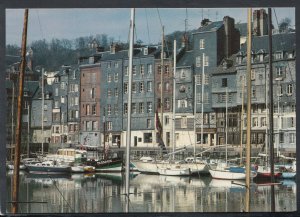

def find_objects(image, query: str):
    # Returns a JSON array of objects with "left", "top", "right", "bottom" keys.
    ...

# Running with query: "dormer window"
[
  {"left": 275, "top": 51, "right": 283, "bottom": 60},
  {"left": 24, "top": 91, "right": 28, "bottom": 97},
  {"left": 288, "top": 52, "right": 294, "bottom": 59},
  {"left": 54, "top": 77, "right": 59, "bottom": 83}
]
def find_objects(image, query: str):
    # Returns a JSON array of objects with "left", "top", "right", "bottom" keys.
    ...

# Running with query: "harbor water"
[{"left": 6, "top": 171, "right": 296, "bottom": 213}]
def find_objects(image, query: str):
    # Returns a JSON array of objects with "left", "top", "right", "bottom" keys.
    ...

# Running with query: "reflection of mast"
[{"left": 12, "top": 8, "right": 29, "bottom": 214}]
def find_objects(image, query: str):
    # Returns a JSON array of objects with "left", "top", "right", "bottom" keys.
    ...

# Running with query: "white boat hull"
[
  {"left": 158, "top": 167, "right": 191, "bottom": 176},
  {"left": 131, "top": 161, "right": 160, "bottom": 174},
  {"left": 209, "top": 169, "right": 246, "bottom": 180},
  {"left": 185, "top": 163, "right": 209, "bottom": 174}
]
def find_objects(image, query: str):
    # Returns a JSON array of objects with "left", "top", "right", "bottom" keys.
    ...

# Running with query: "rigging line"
[
  {"left": 145, "top": 9, "right": 151, "bottom": 45},
  {"left": 36, "top": 10, "right": 45, "bottom": 41},
  {"left": 156, "top": 8, "right": 163, "bottom": 29},
  {"left": 272, "top": 8, "right": 295, "bottom": 84}
]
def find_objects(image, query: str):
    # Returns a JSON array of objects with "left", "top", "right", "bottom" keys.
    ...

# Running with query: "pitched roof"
[
  {"left": 241, "top": 32, "right": 295, "bottom": 53},
  {"left": 177, "top": 50, "right": 194, "bottom": 67},
  {"left": 194, "top": 21, "right": 223, "bottom": 33}
]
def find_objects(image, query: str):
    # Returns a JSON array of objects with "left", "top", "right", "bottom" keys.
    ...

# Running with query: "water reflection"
[{"left": 6, "top": 172, "right": 296, "bottom": 213}]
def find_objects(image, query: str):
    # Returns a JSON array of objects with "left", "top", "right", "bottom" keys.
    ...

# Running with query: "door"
[{"left": 134, "top": 136, "right": 137, "bottom": 147}]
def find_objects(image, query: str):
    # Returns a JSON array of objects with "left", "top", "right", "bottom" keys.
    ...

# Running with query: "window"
[
  {"left": 132, "top": 103, "right": 137, "bottom": 113},
  {"left": 114, "top": 73, "right": 118, "bottom": 82},
  {"left": 147, "top": 119, "right": 151, "bottom": 128},
  {"left": 74, "top": 97, "right": 79, "bottom": 106},
  {"left": 107, "top": 62, "right": 111, "bottom": 68},
  {"left": 165, "top": 65, "right": 170, "bottom": 75},
  {"left": 107, "top": 121, "right": 112, "bottom": 130},
  {"left": 157, "top": 65, "right": 161, "bottom": 74},
  {"left": 61, "top": 82, "right": 65, "bottom": 89},
  {"left": 24, "top": 100, "right": 28, "bottom": 109},
  {"left": 289, "top": 133, "right": 295, "bottom": 143},
  {"left": 115, "top": 88, "right": 118, "bottom": 97},
  {"left": 203, "top": 113, "right": 209, "bottom": 124},
  {"left": 178, "top": 99, "right": 187, "bottom": 108},
  {"left": 252, "top": 86, "right": 256, "bottom": 98},
  {"left": 107, "top": 73, "right": 112, "bottom": 82},
  {"left": 125, "top": 66, "right": 129, "bottom": 76},
  {"left": 92, "top": 121, "right": 98, "bottom": 130},
  {"left": 165, "top": 82, "right": 170, "bottom": 91},
  {"left": 180, "top": 69, "right": 186, "bottom": 79},
  {"left": 124, "top": 103, "right": 128, "bottom": 114},
  {"left": 92, "top": 105, "right": 96, "bottom": 115},
  {"left": 147, "top": 102, "right": 152, "bottom": 113},
  {"left": 279, "top": 132, "right": 284, "bottom": 143},
  {"left": 140, "top": 82, "right": 144, "bottom": 92},
  {"left": 278, "top": 85, "right": 283, "bottom": 96},
  {"left": 86, "top": 104, "right": 90, "bottom": 115},
  {"left": 132, "top": 82, "right": 137, "bottom": 93},
  {"left": 75, "top": 84, "right": 78, "bottom": 92},
  {"left": 165, "top": 98, "right": 170, "bottom": 110},
  {"left": 275, "top": 52, "right": 283, "bottom": 60},
  {"left": 91, "top": 88, "right": 95, "bottom": 99},
  {"left": 140, "top": 65, "right": 144, "bottom": 75},
  {"left": 276, "top": 66, "right": 284, "bottom": 77},
  {"left": 44, "top": 104, "right": 47, "bottom": 110},
  {"left": 287, "top": 84, "right": 293, "bottom": 95},
  {"left": 133, "top": 65, "right": 137, "bottom": 75},
  {"left": 147, "top": 81, "right": 152, "bottom": 92},
  {"left": 107, "top": 89, "right": 112, "bottom": 97},
  {"left": 204, "top": 56, "right": 209, "bottom": 66},
  {"left": 157, "top": 83, "right": 161, "bottom": 92},
  {"left": 199, "top": 39, "right": 205, "bottom": 49},
  {"left": 196, "top": 56, "right": 201, "bottom": 67},
  {"left": 261, "top": 117, "right": 266, "bottom": 127},
  {"left": 54, "top": 77, "right": 59, "bottom": 83},
  {"left": 165, "top": 115, "right": 170, "bottom": 125},
  {"left": 107, "top": 104, "right": 111, "bottom": 115},
  {"left": 114, "top": 62, "right": 119, "bottom": 68},
  {"left": 252, "top": 117, "right": 258, "bottom": 127},
  {"left": 147, "top": 64, "right": 152, "bottom": 74},
  {"left": 204, "top": 73, "right": 209, "bottom": 84},
  {"left": 251, "top": 69, "right": 255, "bottom": 80},
  {"left": 61, "top": 96, "right": 65, "bottom": 103},
  {"left": 181, "top": 116, "right": 187, "bottom": 128},
  {"left": 196, "top": 74, "right": 201, "bottom": 85},
  {"left": 124, "top": 82, "right": 128, "bottom": 94},
  {"left": 55, "top": 88, "right": 58, "bottom": 96},
  {"left": 139, "top": 103, "right": 144, "bottom": 113},
  {"left": 54, "top": 100, "right": 59, "bottom": 108},
  {"left": 144, "top": 133, "right": 152, "bottom": 143},
  {"left": 291, "top": 104, "right": 296, "bottom": 112},
  {"left": 114, "top": 104, "right": 118, "bottom": 115},
  {"left": 222, "top": 78, "right": 227, "bottom": 87}
]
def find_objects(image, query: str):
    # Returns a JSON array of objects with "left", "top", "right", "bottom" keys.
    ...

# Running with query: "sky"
[{"left": 6, "top": 8, "right": 295, "bottom": 46}]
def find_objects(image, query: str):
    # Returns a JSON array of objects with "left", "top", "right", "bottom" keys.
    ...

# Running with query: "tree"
[{"left": 279, "top": 17, "right": 291, "bottom": 33}]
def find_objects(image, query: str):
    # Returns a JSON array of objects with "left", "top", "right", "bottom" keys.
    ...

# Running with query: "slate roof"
[
  {"left": 212, "top": 54, "right": 237, "bottom": 75},
  {"left": 194, "top": 21, "right": 223, "bottom": 33},
  {"left": 241, "top": 32, "right": 295, "bottom": 53},
  {"left": 177, "top": 50, "right": 194, "bottom": 68},
  {"left": 235, "top": 23, "right": 247, "bottom": 37}
]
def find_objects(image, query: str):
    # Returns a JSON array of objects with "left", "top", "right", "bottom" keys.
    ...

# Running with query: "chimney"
[
  {"left": 110, "top": 43, "right": 121, "bottom": 54},
  {"left": 223, "top": 16, "right": 235, "bottom": 58},
  {"left": 253, "top": 9, "right": 268, "bottom": 36}
]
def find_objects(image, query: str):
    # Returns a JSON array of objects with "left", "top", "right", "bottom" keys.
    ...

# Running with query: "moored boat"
[
  {"left": 158, "top": 166, "right": 191, "bottom": 176},
  {"left": 25, "top": 160, "right": 71, "bottom": 174},
  {"left": 87, "top": 157, "right": 123, "bottom": 172}
]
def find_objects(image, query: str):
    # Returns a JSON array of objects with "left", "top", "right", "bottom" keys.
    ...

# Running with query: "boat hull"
[
  {"left": 209, "top": 169, "right": 257, "bottom": 180},
  {"left": 89, "top": 158, "right": 123, "bottom": 172},
  {"left": 26, "top": 165, "right": 71, "bottom": 174},
  {"left": 158, "top": 168, "right": 191, "bottom": 176},
  {"left": 131, "top": 161, "right": 159, "bottom": 174}
]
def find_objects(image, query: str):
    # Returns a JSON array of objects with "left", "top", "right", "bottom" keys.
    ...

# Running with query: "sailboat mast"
[
  {"left": 201, "top": 53, "right": 205, "bottom": 154},
  {"left": 245, "top": 8, "right": 252, "bottom": 212},
  {"left": 268, "top": 7, "right": 275, "bottom": 212},
  {"left": 265, "top": 65, "right": 268, "bottom": 167},
  {"left": 240, "top": 77, "right": 244, "bottom": 165},
  {"left": 125, "top": 8, "right": 135, "bottom": 213},
  {"left": 172, "top": 40, "right": 176, "bottom": 160},
  {"left": 12, "top": 8, "right": 29, "bottom": 214},
  {"left": 160, "top": 26, "right": 164, "bottom": 147},
  {"left": 11, "top": 82, "right": 15, "bottom": 161},
  {"left": 41, "top": 68, "right": 44, "bottom": 155},
  {"left": 225, "top": 87, "right": 228, "bottom": 164}
]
